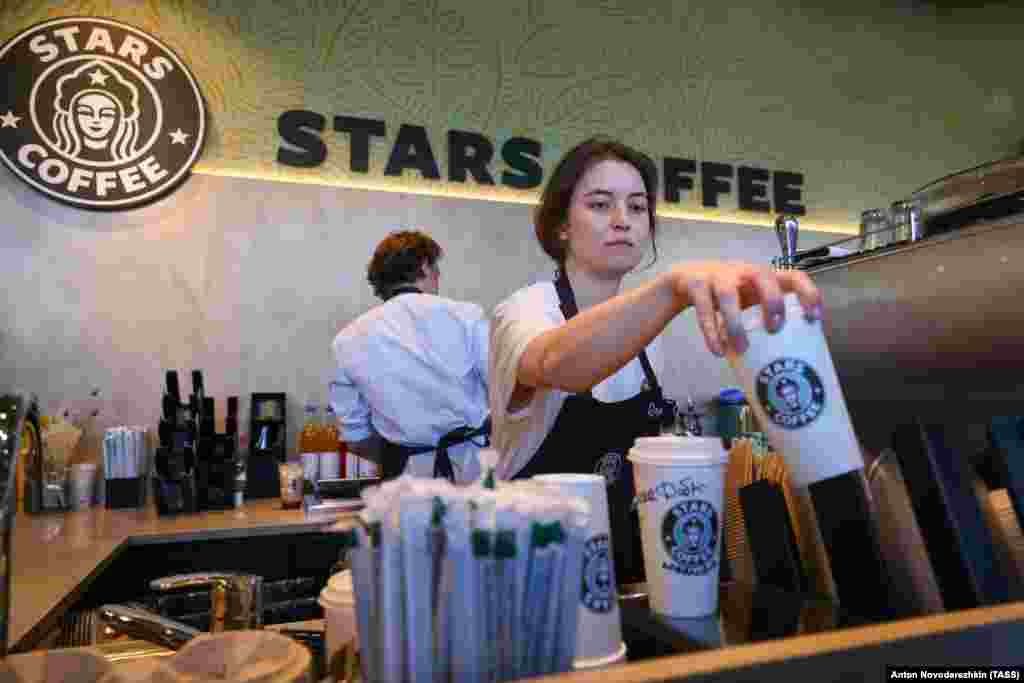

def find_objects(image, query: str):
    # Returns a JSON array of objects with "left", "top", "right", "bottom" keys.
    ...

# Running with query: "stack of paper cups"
[
  {"left": 319, "top": 569, "right": 358, "bottom": 679},
  {"left": 628, "top": 436, "right": 728, "bottom": 618},
  {"left": 533, "top": 473, "right": 627, "bottom": 670},
  {"left": 725, "top": 292, "right": 863, "bottom": 487}
]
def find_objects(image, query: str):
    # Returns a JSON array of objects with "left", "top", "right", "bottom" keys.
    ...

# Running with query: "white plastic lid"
[
  {"left": 737, "top": 292, "right": 807, "bottom": 333},
  {"left": 533, "top": 473, "right": 605, "bottom": 486},
  {"left": 627, "top": 436, "right": 728, "bottom": 466},
  {"left": 319, "top": 570, "right": 355, "bottom": 608}
]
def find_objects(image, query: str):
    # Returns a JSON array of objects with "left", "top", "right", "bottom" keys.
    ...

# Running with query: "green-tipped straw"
[{"left": 494, "top": 529, "right": 516, "bottom": 559}]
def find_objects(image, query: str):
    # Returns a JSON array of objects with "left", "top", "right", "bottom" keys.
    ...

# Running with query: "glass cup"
[
  {"left": 278, "top": 462, "right": 304, "bottom": 509},
  {"left": 859, "top": 208, "right": 891, "bottom": 252}
]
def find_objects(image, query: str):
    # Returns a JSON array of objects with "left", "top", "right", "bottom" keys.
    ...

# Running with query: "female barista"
[{"left": 489, "top": 137, "right": 822, "bottom": 583}]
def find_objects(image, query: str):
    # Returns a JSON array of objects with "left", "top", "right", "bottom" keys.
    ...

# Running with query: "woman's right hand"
[{"left": 666, "top": 261, "right": 824, "bottom": 357}]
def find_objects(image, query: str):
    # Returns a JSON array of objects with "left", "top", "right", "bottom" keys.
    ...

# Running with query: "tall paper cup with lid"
[
  {"left": 532, "top": 473, "right": 627, "bottom": 670},
  {"left": 319, "top": 569, "right": 359, "bottom": 680},
  {"left": 628, "top": 436, "right": 728, "bottom": 618},
  {"left": 725, "top": 292, "right": 863, "bottom": 488}
]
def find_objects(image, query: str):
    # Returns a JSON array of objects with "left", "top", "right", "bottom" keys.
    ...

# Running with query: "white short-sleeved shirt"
[
  {"left": 489, "top": 282, "right": 664, "bottom": 480},
  {"left": 330, "top": 293, "right": 490, "bottom": 483}
]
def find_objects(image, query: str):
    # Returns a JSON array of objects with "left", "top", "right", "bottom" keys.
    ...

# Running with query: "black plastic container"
[{"left": 105, "top": 477, "right": 146, "bottom": 509}]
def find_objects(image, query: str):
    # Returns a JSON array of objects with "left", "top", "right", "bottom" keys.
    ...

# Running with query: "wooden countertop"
[
  {"left": 8, "top": 499, "right": 349, "bottom": 653},
  {"left": 11, "top": 499, "right": 1024, "bottom": 679}
]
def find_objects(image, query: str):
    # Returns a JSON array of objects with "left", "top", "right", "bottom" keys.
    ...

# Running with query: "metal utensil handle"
[
  {"left": 98, "top": 604, "right": 200, "bottom": 650},
  {"left": 150, "top": 572, "right": 238, "bottom": 591}
]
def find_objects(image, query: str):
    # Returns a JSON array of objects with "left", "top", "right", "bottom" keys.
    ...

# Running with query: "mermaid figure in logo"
[{"left": 52, "top": 60, "right": 140, "bottom": 163}]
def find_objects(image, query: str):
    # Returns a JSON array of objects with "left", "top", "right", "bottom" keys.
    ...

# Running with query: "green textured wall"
[{"left": 2, "top": 0, "right": 1022, "bottom": 233}]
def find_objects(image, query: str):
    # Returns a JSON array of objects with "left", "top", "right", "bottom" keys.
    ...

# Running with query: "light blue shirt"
[{"left": 330, "top": 293, "right": 490, "bottom": 481}]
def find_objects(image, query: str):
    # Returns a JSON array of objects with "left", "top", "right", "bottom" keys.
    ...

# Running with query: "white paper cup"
[
  {"left": 629, "top": 436, "right": 728, "bottom": 618},
  {"left": 69, "top": 463, "right": 98, "bottom": 510},
  {"left": 532, "top": 473, "right": 626, "bottom": 666},
  {"left": 300, "top": 452, "right": 320, "bottom": 483},
  {"left": 726, "top": 293, "right": 863, "bottom": 487},
  {"left": 319, "top": 451, "right": 341, "bottom": 480},
  {"left": 319, "top": 570, "right": 358, "bottom": 680}
]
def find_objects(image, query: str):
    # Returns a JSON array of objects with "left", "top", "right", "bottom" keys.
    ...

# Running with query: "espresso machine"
[{"left": 1, "top": 391, "right": 31, "bottom": 656}]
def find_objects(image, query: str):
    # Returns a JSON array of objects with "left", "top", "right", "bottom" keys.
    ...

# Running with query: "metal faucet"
[
  {"left": 98, "top": 572, "right": 263, "bottom": 651},
  {"left": 151, "top": 572, "right": 264, "bottom": 632},
  {"left": 774, "top": 214, "right": 800, "bottom": 269}
]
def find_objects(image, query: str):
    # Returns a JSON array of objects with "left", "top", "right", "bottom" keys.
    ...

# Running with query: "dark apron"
[
  {"left": 377, "top": 283, "right": 492, "bottom": 483},
  {"left": 379, "top": 419, "right": 491, "bottom": 482},
  {"left": 513, "top": 270, "right": 668, "bottom": 584}
]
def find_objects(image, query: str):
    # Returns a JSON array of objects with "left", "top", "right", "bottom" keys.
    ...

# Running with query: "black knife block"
[
  {"left": 152, "top": 447, "right": 197, "bottom": 515},
  {"left": 892, "top": 421, "right": 1011, "bottom": 609},
  {"left": 153, "top": 473, "right": 197, "bottom": 516}
]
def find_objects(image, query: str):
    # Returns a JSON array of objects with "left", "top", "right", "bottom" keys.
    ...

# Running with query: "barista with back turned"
[{"left": 329, "top": 230, "right": 491, "bottom": 484}]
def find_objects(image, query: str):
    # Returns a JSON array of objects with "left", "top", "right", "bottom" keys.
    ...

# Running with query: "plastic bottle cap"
[{"left": 717, "top": 388, "right": 746, "bottom": 405}]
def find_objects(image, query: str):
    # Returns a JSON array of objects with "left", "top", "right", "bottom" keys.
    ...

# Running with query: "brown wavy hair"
[
  {"left": 367, "top": 230, "right": 443, "bottom": 299},
  {"left": 535, "top": 136, "right": 659, "bottom": 267}
]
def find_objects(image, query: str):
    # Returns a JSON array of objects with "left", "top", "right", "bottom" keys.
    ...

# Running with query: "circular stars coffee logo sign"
[
  {"left": 0, "top": 17, "right": 206, "bottom": 210},
  {"left": 755, "top": 357, "right": 826, "bottom": 430}
]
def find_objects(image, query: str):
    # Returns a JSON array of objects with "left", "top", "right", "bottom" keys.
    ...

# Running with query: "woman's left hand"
[{"left": 667, "top": 261, "right": 824, "bottom": 357}]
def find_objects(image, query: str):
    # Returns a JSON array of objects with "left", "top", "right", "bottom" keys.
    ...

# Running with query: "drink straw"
[
  {"left": 493, "top": 520, "right": 516, "bottom": 681},
  {"left": 401, "top": 490, "right": 435, "bottom": 683},
  {"left": 350, "top": 522, "right": 377, "bottom": 683},
  {"left": 430, "top": 496, "right": 450, "bottom": 683},
  {"left": 556, "top": 519, "right": 585, "bottom": 673},
  {"left": 539, "top": 522, "right": 566, "bottom": 674},
  {"left": 522, "top": 522, "right": 553, "bottom": 678},
  {"left": 446, "top": 496, "right": 480, "bottom": 683},
  {"left": 378, "top": 496, "right": 407, "bottom": 683},
  {"left": 509, "top": 498, "right": 535, "bottom": 680}
]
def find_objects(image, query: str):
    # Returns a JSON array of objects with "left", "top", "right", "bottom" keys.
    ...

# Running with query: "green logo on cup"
[
  {"left": 661, "top": 500, "right": 718, "bottom": 576},
  {"left": 756, "top": 358, "right": 825, "bottom": 430}
]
